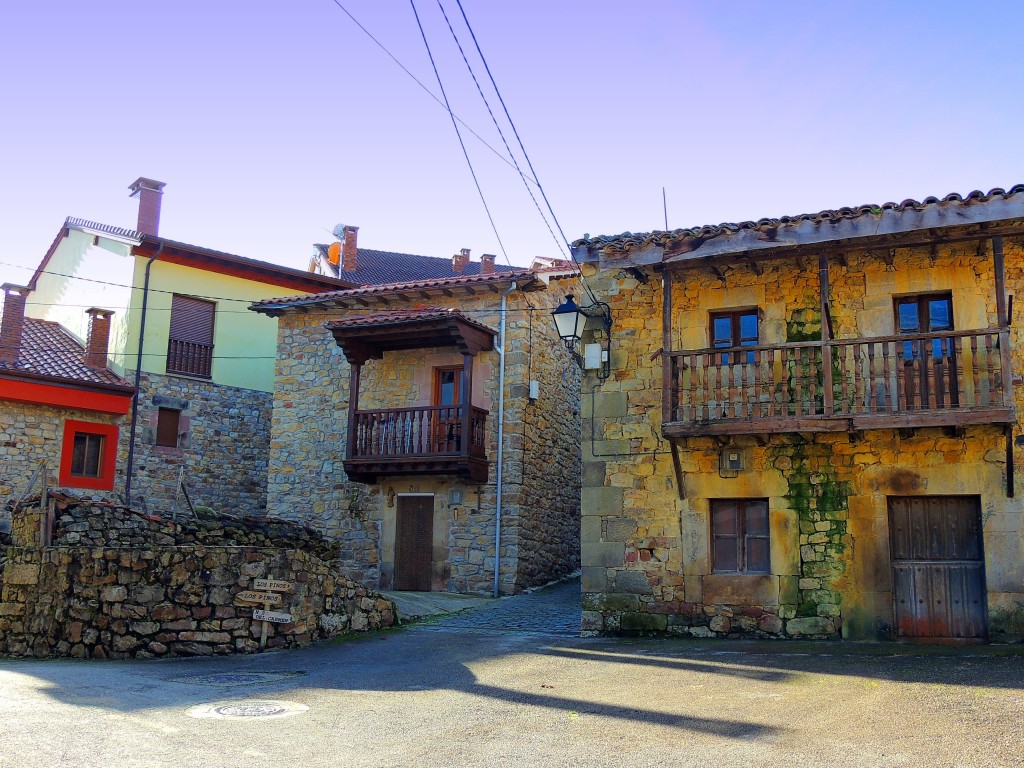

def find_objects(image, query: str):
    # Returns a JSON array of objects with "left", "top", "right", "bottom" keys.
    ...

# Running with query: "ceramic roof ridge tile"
[
  {"left": 325, "top": 306, "right": 497, "bottom": 336},
  {"left": 253, "top": 268, "right": 538, "bottom": 310},
  {"left": 0, "top": 317, "right": 132, "bottom": 390},
  {"left": 574, "top": 184, "right": 1024, "bottom": 254}
]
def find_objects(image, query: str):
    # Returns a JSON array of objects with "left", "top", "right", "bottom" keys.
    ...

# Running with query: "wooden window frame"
[
  {"left": 59, "top": 420, "right": 119, "bottom": 491},
  {"left": 432, "top": 366, "right": 463, "bottom": 407},
  {"left": 155, "top": 407, "right": 181, "bottom": 448},
  {"left": 166, "top": 294, "right": 216, "bottom": 378},
  {"left": 711, "top": 498, "right": 770, "bottom": 574},
  {"left": 710, "top": 308, "right": 761, "bottom": 364}
]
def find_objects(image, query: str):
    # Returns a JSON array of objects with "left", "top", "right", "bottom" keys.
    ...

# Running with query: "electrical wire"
[
  {"left": 325, "top": 0, "right": 533, "bottom": 181},
  {"left": 435, "top": 0, "right": 563, "bottom": 263},
  {"left": 452, "top": 0, "right": 599, "bottom": 306},
  {"left": 409, "top": 0, "right": 514, "bottom": 274}
]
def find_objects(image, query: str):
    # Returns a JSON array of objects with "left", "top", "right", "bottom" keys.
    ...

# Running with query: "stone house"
[
  {"left": 571, "top": 185, "right": 1024, "bottom": 642},
  {"left": 0, "top": 284, "right": 134, "bottom": 515},
  {"left": 252, "top": 263, "right": 582, "bottom": 595},
  {"left": 21, "top": 179, "right": 354, "bottom": 515}
]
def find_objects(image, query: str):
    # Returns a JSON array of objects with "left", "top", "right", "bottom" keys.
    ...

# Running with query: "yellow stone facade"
[{"left": 581, "top": 234, "right": 1024, "bottom": 640}]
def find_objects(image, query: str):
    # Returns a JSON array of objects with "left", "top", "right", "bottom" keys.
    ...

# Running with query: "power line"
[
  {"left": 409, "top": 0, "right": 515, "bottom": 275},
  {"left": 435, "top": 0, "right": 564, "bottom": 262},
  {"left": 325, "top": 0, "right": 534, "bottom": 182},
  {"left": 452, "top": 0, "right": 598, "bottom": 305}
]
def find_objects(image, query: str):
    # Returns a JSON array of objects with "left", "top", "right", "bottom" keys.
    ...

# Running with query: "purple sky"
[{"left": 3, "top": 1, "right": 1023, "bottom": 281}]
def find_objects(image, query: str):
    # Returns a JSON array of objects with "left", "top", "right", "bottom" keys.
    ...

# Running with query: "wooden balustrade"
[
  {"left": 665, "top": 329, "right": 1013, "bottom": 435},
  {"left": 166, "top": 338, "right": 214, "bottom": 378},
  {"left": 350, "top": 405, "right": 488, "bottom": 460}
]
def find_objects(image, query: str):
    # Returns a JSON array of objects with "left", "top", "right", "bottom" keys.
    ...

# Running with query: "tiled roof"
[
  {"left": 313, "top": 244, "right": 518, "bottom": 284},
  {"left": 0, "top": 318, "right": 132, "bottom": 391},
  {"left": 573, "top": 185, "right": 1024, "bottom": 255},
  {"left": 252, "top": 269, "right": 539, "bottom": 312},
  {"left": 325, "top": 307, "right": 497, "bottom": 337}
]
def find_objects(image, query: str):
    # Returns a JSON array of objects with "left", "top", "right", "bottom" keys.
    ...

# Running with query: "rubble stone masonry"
[
  {"left": 265, "top": 285, "right": 581, "bottom": 594},
  {"left": 581, "top": 236, "right": 1024, "bottom": 641}
]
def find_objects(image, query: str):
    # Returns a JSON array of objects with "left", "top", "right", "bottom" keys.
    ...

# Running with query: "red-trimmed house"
[{"left": 0, "top": 284, "right": 133, "bottom": 523}]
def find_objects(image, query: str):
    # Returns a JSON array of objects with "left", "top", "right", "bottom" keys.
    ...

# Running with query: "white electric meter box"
[
  {"left": 529, "top": 380, "right": 540, "bottom": 400},
  {"left": 584, "top": 343, "right": 603, "bottom": 370}
]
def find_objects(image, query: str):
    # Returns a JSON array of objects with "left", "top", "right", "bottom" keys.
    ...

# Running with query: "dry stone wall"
[{"left": 0, "top": 495, "right": 395, "bottom": 659}]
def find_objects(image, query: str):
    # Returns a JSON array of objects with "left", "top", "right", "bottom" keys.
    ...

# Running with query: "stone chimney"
[
  {"left": 342, "top": 225, "right": 359, "bottom": 271},
  {"left": 0, "top": 284, "right": 29, "bottom": 364},
  {"left": 84, "top": 308, "right": 115, "bottom": 369},
  {"left": 453, "top": 248, "right": 471, "bottom": 274},
  {"left": 128, "top": 177, "right": 167, "bottom": 236},
  {"left": 481, "top": 254, "right": 496, "bottom": 275}
]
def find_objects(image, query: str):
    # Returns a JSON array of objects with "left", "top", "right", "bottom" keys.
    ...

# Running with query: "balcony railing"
[
  {"left": 350, "top": 405, "right": 487, "bottom": 460},
  {"left": 166, "top": 338, "right": 213, "bottom": 378},
  {"left": 665, "top": 329, "right": 1014, "bottom": 435}
]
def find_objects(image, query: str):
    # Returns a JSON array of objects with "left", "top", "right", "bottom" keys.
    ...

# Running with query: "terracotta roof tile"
[
  {"left": 0, "top": 318, "right": 132, "bottom": 390},
  {"left": 574, "top": 184, "right": 1024, "bottom": 255},
  {"left": 325, "top": 307, "right": 497, "bottom": 336},
  {"left": 252, "top": 269, "right": 539, "bottom": 312}
]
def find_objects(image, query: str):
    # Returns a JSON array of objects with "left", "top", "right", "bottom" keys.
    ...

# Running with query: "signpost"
[{"left": 241, "top": 578, "right": 295, "bottom": 650}]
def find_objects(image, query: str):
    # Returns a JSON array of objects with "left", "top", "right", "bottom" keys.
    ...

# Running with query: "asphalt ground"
[{"left": 1, "top": 579, "right": 1022, "bottom": 768}]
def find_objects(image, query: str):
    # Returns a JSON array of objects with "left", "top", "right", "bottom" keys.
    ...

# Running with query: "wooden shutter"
[
  {"left": 169, "top": 295, "right": 215, "bottom": 344},
  {"left": 156, "top": 408, "right": 180, "bottom": 447}
]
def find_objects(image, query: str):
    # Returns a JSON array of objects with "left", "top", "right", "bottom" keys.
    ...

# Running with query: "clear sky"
[{"left": 2, "top": 1, "right": 1023, "bottom": 283}]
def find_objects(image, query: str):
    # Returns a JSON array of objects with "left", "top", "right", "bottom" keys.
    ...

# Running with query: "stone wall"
[
  {"left": 0, "top": 495, "right": 395, "bottom": 659},
  {"left": 123, "top": 372, "right": 272, "bottom": 517},
  {"left": 0, "top": 401, "right": 124, "bottom": 526},
  {"left": 580, "top": 235, "right": 1024, "bottom": 640},
  {"left": 265, "top": 282, "right": 581, "bottom": 595}
]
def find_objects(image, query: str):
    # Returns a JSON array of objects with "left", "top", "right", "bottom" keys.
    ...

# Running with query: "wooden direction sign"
[
  {"left": 253, "top": 609, "right": 293, "bottom": 624},
  {"left": 253, "top": 579, "right": 293, "bottom": 593},
  {"left": 235, "top": 591, "right": 282, "bottom": 606}
]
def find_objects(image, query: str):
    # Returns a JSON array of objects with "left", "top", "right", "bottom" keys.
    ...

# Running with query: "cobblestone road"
[{"left": 410, "top": 576, "right": 581, "bottom": 636}]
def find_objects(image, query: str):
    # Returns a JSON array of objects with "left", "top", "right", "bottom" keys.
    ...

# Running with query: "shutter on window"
[
  {"left": 156, "top": 408, "right": 180, "bottom": 447},
  {"left": 169, "top": 295, "right": 215, "bottom": 344}
]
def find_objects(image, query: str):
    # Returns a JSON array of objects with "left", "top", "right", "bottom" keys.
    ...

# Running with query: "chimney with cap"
[
  {"left": 342, "top": 225, "right": 359, "bottom": 271},
  {"left": 84, "top": 308, "right": 115, "bottom": 369},
  {"left": 453, "top": 248, "right": 471, "bottom": 274},
  {"left": 481, "top": 254, "right": 496, "bottom": 275},
  {"left": 0, "top": 284, "right": 29, "bottom": 364},
  {"left": 128, "top": 177, "right": 167, "bottom": 236}
]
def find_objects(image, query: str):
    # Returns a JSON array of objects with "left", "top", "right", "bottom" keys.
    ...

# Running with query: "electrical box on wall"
[
  {"left": 529, "top": 380, "right": 539, "bottom": 400},
  {"left": 719, "top": 447, "right": 747, "bottom": 474},
  {"left": 584, "top": 343, "right": 602, "bottom": 370}
]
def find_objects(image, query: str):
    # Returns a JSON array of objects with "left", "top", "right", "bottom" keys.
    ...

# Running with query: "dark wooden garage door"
[
  {"left": 889, "top": 496, "right": 987, "bottom": 639},
  {"left": 394, "top": 496, "right": 434, "bottom": 591}
]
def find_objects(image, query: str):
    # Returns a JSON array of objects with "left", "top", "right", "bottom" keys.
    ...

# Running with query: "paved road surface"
[{"left": 1, "top": 578, "right": 1022, "bottom": 768}]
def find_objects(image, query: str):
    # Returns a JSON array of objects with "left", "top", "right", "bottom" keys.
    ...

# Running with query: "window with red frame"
[{"left": 59, "top": 420, "right": 119, "bottom": 491}]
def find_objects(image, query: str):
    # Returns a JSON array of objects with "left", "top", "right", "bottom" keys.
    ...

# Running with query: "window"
[
  {"left": 167, "top": 294, "right": 215, "bottom": 378},
  {"left": 59, "top": 420, "right": 119, "bottom": 491},
  {"left": 895, "top": 293, "right": 953, "bottom": 360},
  {"left": 711, "top": 309, "right": 759, "bottom": 364},
  {"left": 155, "top": 407, "right": 180, "bottom": 448},
  {"left": 433, "top": 367, "right": 462, "bottom": 452},
  {"left": 711, "top": 499, "right": 770, "bottom": 573}
]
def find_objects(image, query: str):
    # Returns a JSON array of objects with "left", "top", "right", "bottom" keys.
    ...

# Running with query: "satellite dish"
[
  {"left": 331, "top": 223, "right": 346, "bottom": 240},
  {"left": 327, "top": 242, "right": 342, "bottom": 266}
]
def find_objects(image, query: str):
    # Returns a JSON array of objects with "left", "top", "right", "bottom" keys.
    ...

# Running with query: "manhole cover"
[
  {"left": 170, "top": 671, "right": 306, "bottom": 687},
  {"left": 188, "top": 699, "right": 308, "bottom": 720}
]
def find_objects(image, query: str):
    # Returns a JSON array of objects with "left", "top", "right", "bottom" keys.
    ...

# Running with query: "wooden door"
[
  {"left": 394, "top": 496, "right": 434, "bottom": 591},
  {"left": 433, "top": 367, "right": 462, "bottom": 452},
  {"left": 889, "top": 496, "right": 986, "bottom": 639}
]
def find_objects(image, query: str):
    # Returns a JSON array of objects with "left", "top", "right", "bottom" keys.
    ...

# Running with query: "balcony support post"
[
  {"left": 992, "top": 236, "right": 1014, "bottom": 410},
  {"left": 662, "top": 272, "right": 674, "bottom": 426},
  {"left": 346, "top": 361, "right": 362, "bottom": 463},
  {"left": 818, "top": 253, "right": 834, "bottom": 416},
  {"left": 461, "top": 353, "right": 473, "bottom": 459}
]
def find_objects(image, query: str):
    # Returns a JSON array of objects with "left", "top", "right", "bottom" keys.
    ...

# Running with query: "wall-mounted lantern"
[{"left": 551, "top": 293, "right": 612, "bottom": 379}]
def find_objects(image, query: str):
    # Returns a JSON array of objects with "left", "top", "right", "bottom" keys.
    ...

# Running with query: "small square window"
[
  {"left": 59, "top": 420, "right": 119, "bottom": 491},
  {"left": 710, "top": 309, "right": 760, "bottom": 364},
  {"left": 711, "top": 499, "right": 770, "bottom": 573},
  {"left": 156, "top": 408, "right": 180, "bottom": 448}
]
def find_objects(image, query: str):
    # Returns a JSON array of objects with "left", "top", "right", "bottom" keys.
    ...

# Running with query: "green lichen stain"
[{"left": 773, "top": 440, "right": 852, "bottom": 627}]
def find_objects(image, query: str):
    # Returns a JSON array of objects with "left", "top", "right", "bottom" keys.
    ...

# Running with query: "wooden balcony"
[
  {"left": 344, "top": 404, "right": 489, "bottom": 483},
  {"left": 664, "top": 329, "right": 1014, "bottom": 437},
  {"left": 166, "top": 338, "right": 213, "bottom": 378}
]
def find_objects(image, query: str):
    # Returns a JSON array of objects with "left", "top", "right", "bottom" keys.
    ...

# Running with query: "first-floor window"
[
  {"left": 156, "top": 407, "right": 181, "bottom": 448},
  {"left": 711, "top": 498, "right": 770, "bottom": 573},
  {"left": 59, "top": 420, "right": 119, "bottom": 491}
]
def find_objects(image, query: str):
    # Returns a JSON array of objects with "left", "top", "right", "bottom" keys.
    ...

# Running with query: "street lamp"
[{"left": 551, "top": 293, "right": 612, "bottom": 379}]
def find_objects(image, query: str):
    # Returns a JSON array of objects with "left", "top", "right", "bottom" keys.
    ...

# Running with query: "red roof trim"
[{"left": 0, "top": 376, "right": 133, "bottom": 414}]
